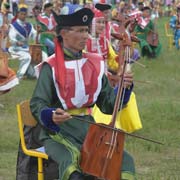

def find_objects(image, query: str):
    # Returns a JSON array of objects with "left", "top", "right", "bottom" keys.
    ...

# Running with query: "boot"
[{"left": 69, "top": 171, "right": 85, "bottom": 180}]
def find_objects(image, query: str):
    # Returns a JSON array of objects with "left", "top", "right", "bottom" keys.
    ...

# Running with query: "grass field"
[{"left": 0, "top": 17, "right": 180, "bottom": 180}]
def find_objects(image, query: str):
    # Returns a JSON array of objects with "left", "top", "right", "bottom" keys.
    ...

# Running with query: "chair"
[
  {"left": 16, "top": 100, "right": 48, "bottom": 180},
  {"left": 164, "top": 22, "right": 173, "bottom": 49}
]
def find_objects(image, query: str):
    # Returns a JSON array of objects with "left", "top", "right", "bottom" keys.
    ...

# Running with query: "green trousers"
[{"left": 44, "top": 134, "right": 136, "bottom": 180}]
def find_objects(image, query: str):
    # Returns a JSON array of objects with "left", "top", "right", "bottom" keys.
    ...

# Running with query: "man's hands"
[
  {"left": 108, "top": 71, "right": 133, "bottom": 88},
  {"left": 16, "top": 41, "right": 24, "bottom": 46},
  {"left": 123, "top": 72, "right": 133, "bottom": 88},
  {"left": 52, "top": 108, "right": 71, "bottom": 125}
]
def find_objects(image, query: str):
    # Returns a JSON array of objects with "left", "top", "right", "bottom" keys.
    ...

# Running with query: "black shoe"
[{"left": 69, "top": 171, "right": 85, "bottom": 180}]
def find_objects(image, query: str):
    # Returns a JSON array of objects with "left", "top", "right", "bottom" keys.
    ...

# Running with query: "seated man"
[
  {"left": 134, "top": 6, "right": 162, "bottom": 58},
  {"left": 30, "top": 4, "right": 136, "bottom": 180},
  {"left": 36, "top": 3, "right": 56, "bottom": 60},
  {"left": 8, "top": 4, "right": 37, "bottom": 80}
]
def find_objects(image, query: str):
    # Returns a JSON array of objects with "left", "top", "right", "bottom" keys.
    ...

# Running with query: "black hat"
[
  {"left": 44, "top": 3, "right": 53, "bottom": 9},
  {"left": 52, "top": 4, "right": 94, "bottom": 27},
  {"left": 138, "top": 2, "right": 144, "bottom": 6},
  {"left": 142, "top": 6, "right": 151, "bottom": 11},
  {"left": 95, "top": 3, "right": 112, "bottom": 11}
]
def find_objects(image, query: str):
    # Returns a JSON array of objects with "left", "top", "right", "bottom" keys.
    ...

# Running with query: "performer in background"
[
  {"left": 8, "top": 4, "right": 37, "bottom": 80},
  {"left": 37, "top": 2, "right": 56, "bottom": 60},
  {"left": 86, "top": 7, "right": 142, "bottom": 134},
  {"left": 0, "top": 2, "right": 14, "bottom": 51},
  {"left": 169, "top": 4, "right": 180, "bottom": 49},
  {"left": 30, "top": 4, "right": 136, "bottom": 180},
  {"left": 134, "top": 6, "right": 162, "bottom": 58},
  {"left": 86, "top": 8, "right": 119, "bottom": 75},
  {"left": 95, "top": 0, "right": 113, "bottom": 42},
  {"left": 0, "top": 1, "right": 18, "bottom": 92}
]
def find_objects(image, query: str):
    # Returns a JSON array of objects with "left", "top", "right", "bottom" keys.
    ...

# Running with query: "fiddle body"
[
  {"left": 146, "top": 31, "right": 159, "bottom": 47},
  {"left": 80, "top": 123, "right": 125, "bottom": 180}
]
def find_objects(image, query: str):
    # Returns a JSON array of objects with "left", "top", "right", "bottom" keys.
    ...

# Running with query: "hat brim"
[
  {"left": 142, "top": 6, "right": 151, "bottom": 11},
  {"left": 95, "top": 3, "right": 112, "bottom": 11},
  {"left": 53, "top": 8, "right": 94, "bottom": 27}
]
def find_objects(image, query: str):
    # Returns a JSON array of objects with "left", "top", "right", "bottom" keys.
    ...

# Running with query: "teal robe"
[
  {"left": 30, "top": 55, "right": 136, "bottom": 180},
  {"left": 37, "top": 14, "right": 55, "bottom": 55}
]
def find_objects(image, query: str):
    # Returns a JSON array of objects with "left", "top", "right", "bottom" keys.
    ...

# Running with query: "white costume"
[{"left": 8, "top": 19, "right": 37, "bottom": 79}]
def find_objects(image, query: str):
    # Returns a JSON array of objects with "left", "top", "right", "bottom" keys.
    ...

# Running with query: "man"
[
  {"left": 95, "top": 0, "right": 112, "bottom": 41},
  {"left": 134, "top": 6, "right": 161, "bottom": 58},
  {"left": 37, "top": 2, "right": 56, "bottom": 60},
  {"left": 86, "top": 8, "right": 142, "bottom": 133},
  {"left": 8, "top": 4, "right": 37, "bottom": 80},
  {"left": 30, "top": 4, "right": 135, "bottom": 180},
  {"left": 0, "top": 2, "right": 14, "bottom": 51},
  {"left": 169, "top": 4, "right": 180, "bottom": 49},
  {"left": 86, "top": 8, "right": 119, "bottom": 74}
]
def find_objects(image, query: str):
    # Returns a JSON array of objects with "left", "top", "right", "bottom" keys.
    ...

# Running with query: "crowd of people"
[{"left": 0, "top": 0, "right": 179, "bottom": 179}]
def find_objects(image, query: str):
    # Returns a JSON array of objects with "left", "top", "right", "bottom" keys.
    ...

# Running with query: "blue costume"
[{"left": 169, "top": 7, "right": 180, "bottom": 49}]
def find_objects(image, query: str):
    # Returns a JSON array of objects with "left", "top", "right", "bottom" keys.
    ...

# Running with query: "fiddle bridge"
[{"left": 80, "top": 124, "right": 125, "bottom": 180}]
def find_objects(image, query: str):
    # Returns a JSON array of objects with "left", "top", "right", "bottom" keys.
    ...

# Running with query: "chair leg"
[
  {"left": 38, "top": 157, "right": 44, "bottom": 180},
  {"left": 170, "top": 37, "right": 172, "bottom": 49}
]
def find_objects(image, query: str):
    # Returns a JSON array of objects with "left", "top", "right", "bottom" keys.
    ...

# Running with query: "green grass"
[{"left": 0, "top": 16, "right": 180, "bottom": 179}]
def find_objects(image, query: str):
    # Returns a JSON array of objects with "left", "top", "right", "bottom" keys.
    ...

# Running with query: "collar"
[
  {"left": 17, "top": 19, "right": 26, "bottom": 25},
  {"left": 63, "top": 47, "right": 82, "bottom": 60}
]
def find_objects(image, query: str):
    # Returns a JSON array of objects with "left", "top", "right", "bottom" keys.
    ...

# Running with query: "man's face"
[
  {"left": 102, "top": 9, "right": 111, "bottom": 22},
  {"left": 18, "top": 11, "right": 27, "bottom": 21},
  {"left": 95, "top": 17, "right": 105, "bottom": 35},
  {"left": 142, "top": 9, "right": 151, "bottom": 18},
  {"left": 44, "top": 6, "right": 53, "bottom": 15},
  {"left": 61, "top": 26, "right": 89, "bottom": 53}
]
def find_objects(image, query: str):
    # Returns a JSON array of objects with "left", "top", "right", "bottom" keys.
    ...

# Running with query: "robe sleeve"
[{"left": 30, "top": 63, "right": 61, "bottom": 126}]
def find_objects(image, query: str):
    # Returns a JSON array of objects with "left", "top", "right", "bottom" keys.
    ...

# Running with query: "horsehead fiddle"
[{"left": 79, "top": 16, "right": 141, "bottom": 180}]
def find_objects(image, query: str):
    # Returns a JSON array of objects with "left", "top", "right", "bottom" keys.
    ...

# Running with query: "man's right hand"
[
  {"left": 52, "top": 108, "right": 71, "bottom": 125},
  {"left": 16, "top": 42, "right": 24, "bottom": 46}
]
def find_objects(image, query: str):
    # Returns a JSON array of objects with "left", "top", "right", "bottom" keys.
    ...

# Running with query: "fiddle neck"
[{"left": 110, "top": 50, "right": 129, "bottom": 127}]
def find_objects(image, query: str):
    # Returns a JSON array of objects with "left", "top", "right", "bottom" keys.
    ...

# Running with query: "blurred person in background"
[
  {"left": 36, "top": 2, "right": 56, "bottom": 60},
  {"left": 8, "top": 4, "right": 37, "bottom": 80}
]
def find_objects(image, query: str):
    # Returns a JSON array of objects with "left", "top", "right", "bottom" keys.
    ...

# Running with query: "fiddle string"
[
  {"left": 108, "top": 44, "right": 131, "bottom": 159},
  {"left": 101, "top": 37, "right": 129, "bottom": 174}
]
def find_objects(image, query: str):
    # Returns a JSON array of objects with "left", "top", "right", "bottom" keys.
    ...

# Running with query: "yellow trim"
[
  {"left": 50, "top": 133, "right": 80, "bottom": 180},
  {"left": 136, "top": 32, "right": 144, "bottom": 35},
  {"left": 67, "top": 108, "right": 89, "bottom": 116},
  {"left": 63, "top": 164, "right": 80, "bottom": 180},
  {"left": 121, "top": 171, "right": 136, "bottom": 180},
  {"left": 107, "top": 43, "right": 119, "bottom": 72}
]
